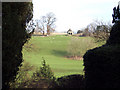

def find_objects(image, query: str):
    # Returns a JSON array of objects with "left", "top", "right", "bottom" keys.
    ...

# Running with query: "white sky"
[{"left": 33, "top": 0, "right": 119, "bottom": 33}]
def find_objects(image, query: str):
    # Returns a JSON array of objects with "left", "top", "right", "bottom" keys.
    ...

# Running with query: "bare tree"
[
  {"left": 93, "top": 20, "right": 112, "bottom": 41},
  {"left": 83, "top": 27, "right": 90, "bottom": 36},
  {"left": 87, "top": 22, "right": 96, "bottom": 34},
  {"left": 87, "top": 20, "right": 112, "bottom": 41},
  {"left": 39, "top": 16, "right": 46, "bottom": 35},
  {"left": 46, "top": 12, "right": 56, "bottom": 35},
  {"left": 38, "top": 12, "right": 56, "bottom": 35},
  {"left": 34, "top": 19, "right": 41, "bottom": 34},
  {"left": 35, "top": 12, "right": 56, "bottom": 36}
]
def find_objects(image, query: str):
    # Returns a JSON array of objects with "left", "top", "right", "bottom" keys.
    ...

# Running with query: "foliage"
[
  {"left": 106, "top": 22, "right": 120, "bottom": 45},
  {"left": 32, "top": 58, "right": 55, "bottom": 81},
  {"left": 9, "top": 62, "right": 34, "bottom": 88},
  {"left": 10, "top": 59, "right": 56, "bottom": 88},
  {"left": 67, "top": 37, "right": 96, "bottom": 59},
  {"left": 54, "top": 74, "right": 85, "bottom": 88},
  {"left": 84, "top": 45, "right": 120, "bottom": 88},
  {"left": 31, "top": 59, "right": 56, "bottom": 88},
  {"left": 83, "top": 23, "right": 120, "bottom": 88},
  {"left": 93, "top": 25, "right": 111, "bottom": 41},
  {"left": 87, "top": 20, "right": 112, "bottom": 41},
  {"left": 2, "top": 2, "right": 33, "bottom": 89},
  {"left": 23, "top": 40, "right": 39, "bottom": 52},
  {"left": 83, "top": 27, "right": 91, "bottom": 36},
  {"left": 77, "top": 30, "right": 83, "bottom": 34}
]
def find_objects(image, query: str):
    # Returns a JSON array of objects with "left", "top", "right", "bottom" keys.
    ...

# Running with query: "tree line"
[
  {"left": 34, "top": 12, "right": 112, "bottom": 41},
  {"left": 77, "top": 20, "right": 112, "bottom": 41}
]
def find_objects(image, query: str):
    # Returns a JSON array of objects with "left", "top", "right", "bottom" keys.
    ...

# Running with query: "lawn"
[{"left": 22, "top": 35, "right": 104, "bottom": 77}]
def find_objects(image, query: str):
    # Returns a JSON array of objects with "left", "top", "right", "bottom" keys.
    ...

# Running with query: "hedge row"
[
  {"left": 83, "top": 22, "right": 120, "bottom": 88},
  {"left": 2, "top": 2, "right": 33, "bottom": 89}
]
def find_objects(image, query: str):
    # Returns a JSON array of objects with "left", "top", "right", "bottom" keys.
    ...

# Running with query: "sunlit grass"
[{"left": 22, "top": 35, "right": 105, "bottom": 77}]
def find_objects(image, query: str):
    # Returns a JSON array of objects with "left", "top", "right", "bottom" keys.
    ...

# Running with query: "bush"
[
  {"left": 83, "top": 45, "right": 120, "bottom": 88},
  {"left": 32, "top": 58, "right": 55, "bottom": 80},
  {"left": 83, "top": 22, "right": 120, "bottom": 88},
  {"left": 29, "top": 58, "right": 56, "bottom": 88},
  {"left": 77, "top": 30, "right": 83, "bottom": 34},
  {"left": 93, "top": 25, "right": 111, "bottom": 41},
  {"left": 53, "top": 74, "right": 85, "bottom": 88},
  {"left": 9, "top": 61, "right": 34, "bottom": 88},
  {"left": 67, "top": 37, "right": 96, "bottom": 59},
  {"left": 106, "top": 22, "right": 120, "bottom": 45},
  {"left": 2, "top": 2, "right": 33, "bottom": 89},
  {"left": 10, "top": 59, "right": 56, "bottom": 88}
]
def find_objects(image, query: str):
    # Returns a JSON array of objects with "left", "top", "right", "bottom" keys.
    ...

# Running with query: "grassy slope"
[{"left": 22, "top": 35, "right": 102, "bottom": 77}]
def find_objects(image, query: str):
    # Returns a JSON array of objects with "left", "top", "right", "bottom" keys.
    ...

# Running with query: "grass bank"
[{"left": 22, "top": 35, "right": 104, "bottom": 77}]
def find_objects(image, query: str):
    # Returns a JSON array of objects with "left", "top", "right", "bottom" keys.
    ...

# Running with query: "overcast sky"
[{"left": 33, "top": 0, "right": 119, "bottom": 33}]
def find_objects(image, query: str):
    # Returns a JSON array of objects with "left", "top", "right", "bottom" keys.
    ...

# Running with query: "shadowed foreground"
[{"left": 83, "top": 22, "right": 120, "bottom": 88}]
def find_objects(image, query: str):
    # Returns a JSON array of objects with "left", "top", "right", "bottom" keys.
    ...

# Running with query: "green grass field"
[{"left": 22, "top": 35, "right": 104, "bottom": 78}]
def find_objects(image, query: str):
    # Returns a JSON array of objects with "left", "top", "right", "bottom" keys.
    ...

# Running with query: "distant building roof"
[{"left": 67, "top": 29, "right": 73, "bottom": 33}]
